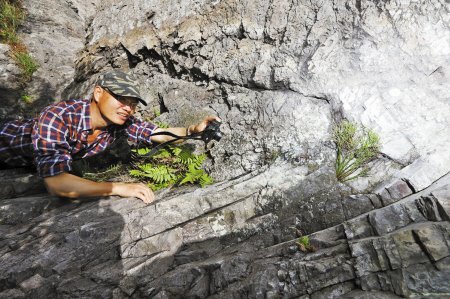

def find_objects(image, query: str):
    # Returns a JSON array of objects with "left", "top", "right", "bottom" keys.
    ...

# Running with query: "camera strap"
[{"left": 132, "top": 131, "right": 203, "bottom": 159}]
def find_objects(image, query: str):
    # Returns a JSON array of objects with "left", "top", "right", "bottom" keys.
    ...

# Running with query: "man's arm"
[
  {"left": 150, "top": 116, "right": 220, "bottom": 143},
  {"left": 44, "top": 172, "right": 155, "bottom": 204}
]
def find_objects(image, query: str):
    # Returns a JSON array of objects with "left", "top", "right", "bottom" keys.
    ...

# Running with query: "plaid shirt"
[{"left": 0, "top": 99, "right": 157, "bottom": 177}]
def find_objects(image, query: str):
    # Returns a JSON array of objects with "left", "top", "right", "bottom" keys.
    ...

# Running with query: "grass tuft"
[
  {"left": 0, "top": 0, "right": 38, "bottom": 81},
  {"left": 12, "top": 49, "right": 38, "bottom": 79},
  {"left": 333, "top": 120, "right": 380, "bottom": 182},
  {"left": 0, "top": 0, "right": 24, "bottom": 44}
]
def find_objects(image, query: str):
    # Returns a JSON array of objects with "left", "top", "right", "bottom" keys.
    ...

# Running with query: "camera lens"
[{"left": 213, "top": 132, "right": 222, "bottom": 141}]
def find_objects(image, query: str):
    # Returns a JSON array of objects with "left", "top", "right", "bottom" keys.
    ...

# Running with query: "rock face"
[
  {"left": 1, "top": 0, "right": 449, "bottom": 298},
  {"left": 0, "top": 0, "right": 100, "bottom": 118}
]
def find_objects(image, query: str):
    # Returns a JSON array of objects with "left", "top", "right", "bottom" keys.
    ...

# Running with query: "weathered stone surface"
[
  {"left": 0, "top": 44, "right": 21, "bottom": 110},
  {"left": 431, "top": 185, "right": 450, "bottom": 220},
  {"left": 341, "top": 289, "right": 402, "bottom": 299},
  {"left": 342, "top": 194, "right": 379, "bottom": 219},
  {"left": 1, "top": 0, "right": 450, "bottom": 298},
  {"left": 375, "top": 179, "right": 414, "bottom": 206},
  {"left": 344, "top": 215, "right": 375, "bottom": 240},
  {"left": 413, "top": 223, "right": 450, "bottom": 262},
  {"left": 0, "top": 0, "right": 100, "bottom": 118},
  {"left": 0, "top": 173, "right": 45, "bottom": 200}
]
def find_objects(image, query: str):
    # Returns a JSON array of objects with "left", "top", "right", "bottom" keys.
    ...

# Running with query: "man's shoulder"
[
  {"left": 43, "top": 99, "right": 89, "bottom": 115},
  {"left": 38, "top": 99, "right": 91, "bottom": 131},
  {"left": 45, "top": 99, "right": 89, "bottom": 112}
]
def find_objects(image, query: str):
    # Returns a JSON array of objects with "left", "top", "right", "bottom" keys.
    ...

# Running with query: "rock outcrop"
[{"left": 0, "top": 0, "right": 449, "bottom": 298}]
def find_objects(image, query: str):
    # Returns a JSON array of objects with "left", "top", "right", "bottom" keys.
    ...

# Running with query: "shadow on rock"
[{"left": 0, "top": 191, "right": 128, "bottom": 298}]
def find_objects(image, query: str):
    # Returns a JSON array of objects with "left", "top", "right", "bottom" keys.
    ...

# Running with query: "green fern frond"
[
  {"left": 199, "top": 173, "right": 213, "bottom": 187},
  {"left": 152, "top": 148, "right": 172, "bottom": 159},
  {"left": 155, "top": 121, "right": 169, "bottom": 128},
  {"left": 130, "top": 144, "right": 213, "bottom": 190},
  {"left": 171, "top": 146, "right": 183, "bottom": 156},
  {"left": 175, "top": 148, "right": 196, "bottom": 165},
  {"left": 192, "top": 154, "right": 207, "bottom": 169},
  {"left": 133, "top": 147, "right": 151, "bottom": 155}
]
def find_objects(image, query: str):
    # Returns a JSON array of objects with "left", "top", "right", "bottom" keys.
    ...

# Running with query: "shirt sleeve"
[
  {"left": 124, "top": 116, "right": 158, "bottom": 145},
  {"left": 32, "top": 109, "right": 73, "bottom": 177}
]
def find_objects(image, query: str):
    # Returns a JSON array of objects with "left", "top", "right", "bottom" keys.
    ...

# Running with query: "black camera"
[{"left": 201, "top": 120, "right": 222, "bottom": 144}]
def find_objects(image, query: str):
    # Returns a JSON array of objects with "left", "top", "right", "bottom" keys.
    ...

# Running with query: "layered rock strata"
[{"left": 0, "top": 0, "right": 449, "bottom": 298}]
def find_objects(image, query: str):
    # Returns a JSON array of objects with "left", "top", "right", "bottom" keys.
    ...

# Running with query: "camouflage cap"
[{"left": 96, "top": 70, "right": 147, "bottom": 106}]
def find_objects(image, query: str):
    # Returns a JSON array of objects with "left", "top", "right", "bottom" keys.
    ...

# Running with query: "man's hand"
[
  {"left": 151, "top": 116, "right": 221, "bottom": 143},
  {"left": 111, "top": 182, "right": 155, "bottom": 204},
  {"left": 188, "top": 116, "right": 221, "bottom": 135},
  {"left": 44, "top": 173, "right": 155, "bottom": 204}
]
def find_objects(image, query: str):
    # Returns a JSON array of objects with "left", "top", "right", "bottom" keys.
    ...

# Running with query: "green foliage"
[
  {"left": 13, "top": 50, "right": 38, "bottom": 79},
  {"left": 154, "top": 121, "right": 169, "bottom": 128},
  {"left": 0, "top": 0, "right": 24, "bottom": 44},
  {"left": 296, "top": 236, "right": 316, "bottom": 253},
  {"left": 82, "top": 164, "right": 124, "bottom": 182},
  {"left": 21, "top": 94, "right": 32, "bottom": 104},
  {"left": 130, "top": 145, "right": 213, "bottom": 191},
  {"left": 0, "top": 1, "right": 38, "bottom": 81},
  {"left": 333, "top": 120, "right": 380, "bottom": 182},
  {"left": 298, "top": 236, "right": 310, "bottom": 246}
]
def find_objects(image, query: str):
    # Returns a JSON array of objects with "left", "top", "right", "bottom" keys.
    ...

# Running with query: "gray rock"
[
  {"left": 342, "top": 194, "right": 377, "bottom": 219},
  {"left": 341, "top": 290, "right": 402, "bottom": 299},
  {"left": 375, "top": 179, "right": 414, "bottom": 206},
  {"left": 1, "top": 0, "right": 450, "bottom": 298}
]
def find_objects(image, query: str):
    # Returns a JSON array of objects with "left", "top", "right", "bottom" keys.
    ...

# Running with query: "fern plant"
[
  {"left": 130, "top": 145, "right": 213, "bottom": 191},
  {"left": 333, "top": 120, "right": 380, "bottom": 182}
]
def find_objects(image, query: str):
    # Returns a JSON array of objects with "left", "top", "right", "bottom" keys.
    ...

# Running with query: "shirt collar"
[{"left": 82, "top": 99, "right": 93, "bottom": 132}]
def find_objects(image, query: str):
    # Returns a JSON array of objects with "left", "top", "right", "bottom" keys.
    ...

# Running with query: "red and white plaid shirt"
[{"left": 0, "top": 99, "right": 157, "bottom": 177}]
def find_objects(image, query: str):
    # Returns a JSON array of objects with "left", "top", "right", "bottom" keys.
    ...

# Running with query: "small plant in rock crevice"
[
  {"left": 0, "top": 0, "right": 23, "bottom": 44},
  {"left": 21, "top": 94, "right": 33, "bottom": 104},
  {"left": 333, "top": 120, "right": 380, "bottom": 182},
  {"left": 0, "top": 0, "right": 39, "bottom": 81},
  {"left": 296, "top": 236, "right": 317, "bottom": 253}
]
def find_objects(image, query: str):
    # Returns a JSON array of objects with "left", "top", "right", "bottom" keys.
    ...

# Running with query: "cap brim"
[{"left": 137, "top": 98, "right": 148, "bottom": 106}]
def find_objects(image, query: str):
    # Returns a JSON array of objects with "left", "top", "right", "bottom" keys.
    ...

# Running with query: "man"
[{"left": 0, "top": 70, "right": 219, "bottom": 204}]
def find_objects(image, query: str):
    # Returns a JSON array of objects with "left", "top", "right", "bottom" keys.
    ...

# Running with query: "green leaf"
[{"left": 129, "top": 144, "right": 213, "bottom": 190}]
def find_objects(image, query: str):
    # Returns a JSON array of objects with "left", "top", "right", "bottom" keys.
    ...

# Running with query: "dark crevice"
[
  {"left": 308, "top": 94, "right": 330, "bottom": 104},
  {"left": 379, "top": 153, "right": 408, "bottom": 168},
  {"left": 157, "top": 93, "right": 169, "bottom": 114},
  {"left": 237, "top": 20, "right": 246, "bottom": 40},
  {"left": 137, "top": 47, "right": 163, "bottom": 62},
  {"left": 411, "top": 230, "right": 439, "bottom": 270},
  {"left": 430, "top": 195, "right": 450, "bottom": 221},
  {"left": 161, "top": 55, "right": 179, "bottom": 78},
  {"left": 416, "top": 196, "right": 443, "bottom": 222},
  {"left": 120, "top": 43, "right": 141, "bottom": 68},
  {"left": 428, "top": 66, "right": 442, "bottom": 76},
  {"left": 219, "top": 85, "right": 232, "bottom": 111},
  {"left": 402, "top": 178, "right": 416, "bottom": 194},
  {"left": 355, "top": 0, "right": 362, "bottom": 14},
  {"left": 368, "top": 193, "right": 381, "bottom": 208},
  {"left": 366, "top": 213, "right": 379, "bottom": 236}
]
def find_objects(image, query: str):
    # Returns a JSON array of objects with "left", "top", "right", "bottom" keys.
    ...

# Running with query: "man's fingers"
[
  {"left": 205, "top": 116, "right": 221, "bottom": 125},
  {"left": 137, "top": 184, "right": 154, "bottom": 204}
]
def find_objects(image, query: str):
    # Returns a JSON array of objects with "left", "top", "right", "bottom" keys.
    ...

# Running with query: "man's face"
[{"left": 95, "top": 86, "right": 139, "bottom": 125}]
